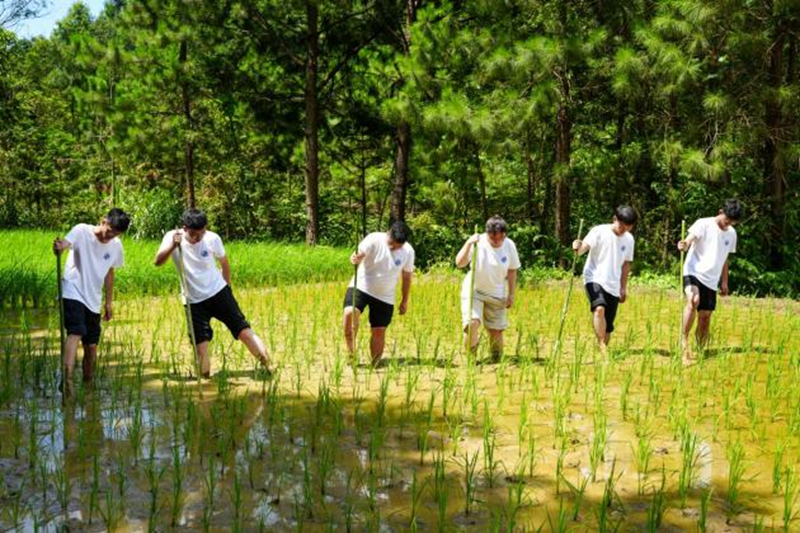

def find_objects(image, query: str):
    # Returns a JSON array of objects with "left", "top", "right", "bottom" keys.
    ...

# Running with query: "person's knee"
[
  {"left": 236, "top": 327, "right": 253, "bottom": 341},
  {"left": 593, "top": 306, "right": 606, "bottom": 318},
  {"left": 372, "top": 327, "right": 387, "bottom": 340}
]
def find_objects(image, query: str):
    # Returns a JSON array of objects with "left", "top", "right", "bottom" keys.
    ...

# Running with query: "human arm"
[
  {"left": 720, "top": 261, "right": 730, "bottom": 296},
  {"left": 154, "top": 231, "right": 181, "bottom": 266},
  {"left": 219, "top": 256, "right": 232, "bottom": 286},
  {"left": 620, "top": 261, "right": 631, "bottom": 303},
  {"left": 103, "top": 268, "right": 115, "bottom": 321},
  {"left": 455, "top": 234, "right": 480, "bottom": 268},
  {"left": 506, "top": 269, "right": 517, "bottom": 308},
  {"left": 399, "top": 271, "right": 412, "bottom": 314}
]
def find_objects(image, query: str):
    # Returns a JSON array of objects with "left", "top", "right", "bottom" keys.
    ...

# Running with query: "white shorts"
[{"left": 461, "top": 291, "right": 508, "bottom": 330}]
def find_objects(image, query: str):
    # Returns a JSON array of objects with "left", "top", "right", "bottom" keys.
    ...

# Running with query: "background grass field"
[{"left": 0, "top": 230, "right": 353, "bottom": 307}]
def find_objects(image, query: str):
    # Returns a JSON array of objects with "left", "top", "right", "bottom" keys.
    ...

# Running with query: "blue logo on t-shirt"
[
  {"left": 394, "top": 259, "right": 402, "bottom": 266},
  {"left": 201, "top": 250, "right": 209, "bottom": 257},
  {"left": 725, "top": 240, "right": 730, "bottom": 246},
  {"left": 501, "top": 256, "right": 508, "bottom": 263},
  {"left": 621, "top": 245, "right": 626, "bottom": 252},
  {"left": 103, "top": 253, "right": 111, "bottom": 260}
]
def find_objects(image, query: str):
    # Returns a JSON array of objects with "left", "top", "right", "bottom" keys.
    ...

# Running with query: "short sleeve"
[
  {"left": 212, "top": 234, "right": 226, "bottom": 258},
  {"left": 687, "top": 219, "right": 704, "bottom": 240},
  {"left": 507, "top": 240, "right": 521, "bottom": 269},
  {"left": 65, "top": 225, "right": 82, "bottom": 248},
  {"left": 159, "top": 230, "right": 175, "bottom": 251},
  {"left": 403, "top": 245, "right": 416, "bottom": 273},
  {"left": 583, "top": 226, "right": 600, "bottom": 249},
  {"left": 113, "top": 243, "right": 125, "bottom": 268},
  {"left": 358, "top": 233, "right": 377, "bottom": 256},
  {"left": 625, "top": 236, "right": 635, "bottom": 262}
]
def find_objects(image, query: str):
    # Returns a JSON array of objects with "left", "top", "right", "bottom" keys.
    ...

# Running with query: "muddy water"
[{"left": 0, "top": 279, "right": 798, "bottom": 531}]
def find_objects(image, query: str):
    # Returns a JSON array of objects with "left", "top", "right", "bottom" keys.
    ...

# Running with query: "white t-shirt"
[
  {"left": 683, "top": 217, "right": 737, "bottom": 290},
  {"left": 349, "top": 232, "right": 415, "bottom": 305},
  {"left": 160, "top": 230, "right": 228, "bottom": 304},
  {"left": 581, "top": 224, "right": 634, "bottom": 297},
  {"left": 461, "top": 234, "right": 521, "bottom": 300},
  {"left": 61, "top": 224, "right": 124, "bottom": 313}
]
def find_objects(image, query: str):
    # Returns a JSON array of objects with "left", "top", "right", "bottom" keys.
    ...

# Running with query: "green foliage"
[
  {"left": 0, "top": 230, "right": 351, "bottom": 307},
  {"left": 0, "top": 0, "right": 797, "bottom": 296}
]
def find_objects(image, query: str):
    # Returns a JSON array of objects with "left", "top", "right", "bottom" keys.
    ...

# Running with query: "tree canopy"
[{"left": 0, "top": 0, "right": 797, "bottom": 295}]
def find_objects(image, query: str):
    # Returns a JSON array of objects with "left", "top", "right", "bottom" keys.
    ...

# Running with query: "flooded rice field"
[{"left": 0, "top": 277, "right": 798, "bottom": 531}]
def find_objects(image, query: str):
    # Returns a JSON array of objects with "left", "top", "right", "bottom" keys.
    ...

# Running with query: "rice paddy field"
[{"left": 1, "top": 231, "right": 799, "bottom": 531}]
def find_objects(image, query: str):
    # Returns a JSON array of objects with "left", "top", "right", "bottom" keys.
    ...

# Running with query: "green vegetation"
[
  {"left": 1, "top": 276, "right": 798, "bottom": 529},
  {"left": 0, "top": 0, "right": 797, "bottom": 295},
  {"left": 0, "top": 230, "right": 351, "bottom": 306}
]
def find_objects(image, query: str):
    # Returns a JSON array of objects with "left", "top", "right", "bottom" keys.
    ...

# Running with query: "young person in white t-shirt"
[
  {"left": 455, "top": 216, "right": 520, "bottom": 361},
  {"left": 677, "top": 198, "right": 742, "bottom": 363},
  {"left": 572, "top": 206, "right": 637, "bottom": 352},
  {"left": 154, "top": 209, "right": 271, "bottom": 377},
  {"left": 52, "top": 208, "right": 131, "bottom": 397},
  {"left": 343, "top": 222, "right": 415, "bottom": 366}
]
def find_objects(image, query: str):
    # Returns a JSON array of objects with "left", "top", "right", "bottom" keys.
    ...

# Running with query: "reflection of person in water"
[
  {"left": 62, "top": 392, "right": 104, "bottom": 459},
  {"left": 193, "top": 393, "right": 265, "bottom": 461}
]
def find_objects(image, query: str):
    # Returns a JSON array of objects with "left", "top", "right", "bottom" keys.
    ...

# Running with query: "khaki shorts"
[{"left": 461, "top": 291, "right": 508, "bottom": 330}]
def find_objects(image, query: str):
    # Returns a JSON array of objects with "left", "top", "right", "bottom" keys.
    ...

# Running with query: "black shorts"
[
  {"left": 343, "top": 287, "right": 394, "bottom": 328},
  {"left": 186, "top": 285, "right": 250, "bottom": 343},
  {"left": 63, "top": 298, "right": 102, "bottom": 345},
  {"left": 684, "top": 275, "right": 717, "bottom": 311},
  {"left": 585, "top": 283, "right": 620, "bottom": 333}
]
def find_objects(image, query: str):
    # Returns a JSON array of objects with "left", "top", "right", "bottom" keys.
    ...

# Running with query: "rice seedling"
[
  {"left": 646, "top": 467, "right": 667, "bottom": 532},
  {"left": 482, "top": 405, "right": 500, "bottom": 488},
  {"left": 783, "top": 468, "right": 799, "bottom": 531},
  {"left": 698, "top": 486, "right": 713, "bottom": 532},
  {"left": 726, "top": 438, "right": 747, "bottom": 515},
  {"left": 678, "top": 429, "right": 700, "bottom": 506},
  {"left": 589, "top": 405, "right": 608, "bottom": 482},
  {"left": 560, "top": 470, "right": 589, "bottom": 521},
  {"left": 0, "top": 240, "right": 797, "bottom": 531},
  {"left": 505, "top": 478, "right": 525, "bottom": 531},
  {"left": 773, "top": 440, "right": 787, "bottom": 494},
  {"left": 594, "top": 459, "right": 621, "bottom": 532}
]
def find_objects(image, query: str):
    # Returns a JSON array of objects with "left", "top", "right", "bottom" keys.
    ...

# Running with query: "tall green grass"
[{"left": 0, "top": 230, "right": 352, "bottom": 307}]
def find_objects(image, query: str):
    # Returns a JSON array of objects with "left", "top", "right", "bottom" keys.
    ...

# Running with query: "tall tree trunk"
[
  {"left": 554, "top": 0, "right": 571, "bottom": 247},
  {"left": 524, "top": 130, "right": 537, "bottom": 224},
  {"left": 304, "top": 0, "right": 320, "bottom": 244},
  {"left": 179, "top": 39, "right": 195, "bottom": 208},
  {"left": 360, "top": 139, "right": 367, "bottom": 236},
  {"left": 389, "top": 0, "right": 417, "bottom": 223},
  {"left": 554, "top": 92, "right": 571, "bottom": 245},
  {"left": 390, "top": 120, "right": 411, "bottom": 222},
  {"left": 764, "top": 11, "right": 787, "bottom": 269},
  {"left": 474, "top": 145, "right": 488, "bottom": 221}
]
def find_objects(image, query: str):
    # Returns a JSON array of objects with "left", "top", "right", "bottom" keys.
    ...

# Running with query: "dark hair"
[
  {"left": 614, "top": 205, "right": 638, "bottom": 225},
  {"left": 388, "top": 221, "right": 410, "bottom": 244},
  {"left": 106, "top": 208, "right": 131, "bottom": 232},
  {"left": 722, "top": 198, "right": 743, "bottom": 221},
  {"left": 486, "top": 215, "right": 508, "bottom": 235},
  {"left": 182, "top": 208, "right": 208, "bottom": 230}
]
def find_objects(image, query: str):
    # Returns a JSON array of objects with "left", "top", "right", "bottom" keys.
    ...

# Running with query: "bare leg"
[
  {"left": 370, "top": 327, "right": 387, "bottom": 366},
  {"left": 196, "top": 341, "right": 211, "bottom": 377},
  {"left": 343, "top": 306, "right": 361, "bottom": 354},
  {"left": 696, "top": 311, "right": 713, "bottom": 353},
  {"left": 487, "top": 328, "right": 504, "bottom": 360},
  {"left": 592, "top": 307, "right": 609, "bottom": 352},
  {"left": 62, "top": 334, "right": 81, "bottom": 397},
  {"left": 462, "top": 319, "right": 481, "bottom": 353},
  {"left": 238, "top": 328, "right": 271, "bottom": 369},
  {"left": 82, "top": 344, "right": 98, "bottom": 383},
  {"left": 682, "top": 286, "right": 700, "bottom": 362}
]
